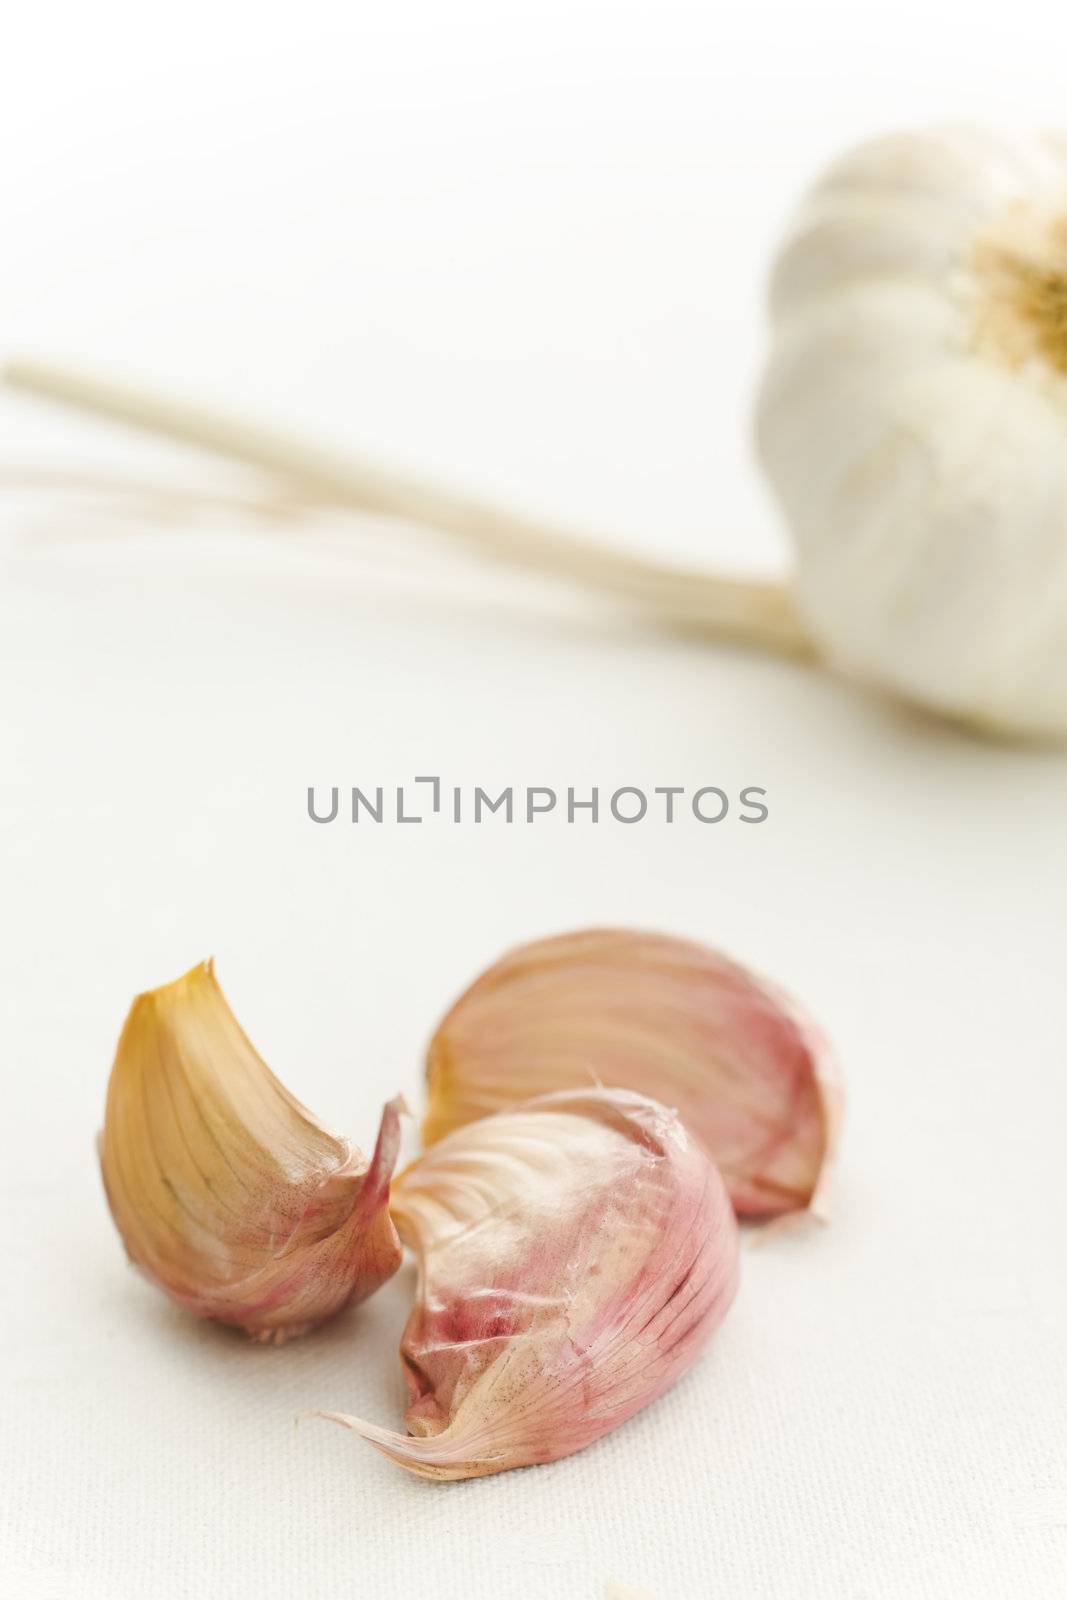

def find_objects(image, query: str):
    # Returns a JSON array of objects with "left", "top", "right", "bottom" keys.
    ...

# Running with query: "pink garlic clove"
[
  {"left": 424, "top": 928, "right": 843, "bottom": 1218},
  {"left": 322, "top": 1087, "right": 739, "bottom": 1479},
  {"left": 99, "top": 959, "right": 403, "bottom": 1342}
]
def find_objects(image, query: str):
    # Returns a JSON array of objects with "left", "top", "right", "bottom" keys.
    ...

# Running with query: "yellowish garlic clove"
[
  {"left": 321, "top": 1087, "right": 739, "bottom": 1480},
  {"left": 99, "top": 959, "right": 403, "bottom": 1342},
  {"left": 424, "top": 928, "right": 842, "bottom": 1219}
]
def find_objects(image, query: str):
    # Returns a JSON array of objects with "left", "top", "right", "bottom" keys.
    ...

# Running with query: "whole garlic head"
[
  {"left": 758, "top": 126, "right": 1067, "bottom": 738},
  {"left": 322, "top": 1088, "right": 739, "bottom": 1480}
]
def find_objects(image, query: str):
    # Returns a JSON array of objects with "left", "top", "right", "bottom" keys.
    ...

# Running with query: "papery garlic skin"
[
  {"left": 323, "top": 1088, "right": 739, "bottom": 1480},
  {"left": 424, "top": 929, "right": 840, "bottom": 1218},
  {"left": 758, "top": 126, "right": 1067, "bottom": 738},
  {"left": 99, "top": 960, "right": 402, "bottom": 1342}
]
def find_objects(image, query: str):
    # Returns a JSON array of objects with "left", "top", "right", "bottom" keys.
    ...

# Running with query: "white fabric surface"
[{"left": 3, "top": 6, "right": 1067, "bottom": 1597}]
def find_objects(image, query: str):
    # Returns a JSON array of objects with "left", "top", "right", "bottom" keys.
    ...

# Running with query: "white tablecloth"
[{"left": 3, "top": 5, "right": 1066, "bottom": 1596}]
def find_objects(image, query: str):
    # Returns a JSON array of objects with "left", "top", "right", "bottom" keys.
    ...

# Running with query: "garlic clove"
[
  {"left": 99, "top": 959, "right": 402, "bottom": 1342},
  {"left": 423, "top": 928, "right": 842, "bottom": 1220},
  {"left": 321, "top": 1087, "right": 739, "bottom": 1480}
]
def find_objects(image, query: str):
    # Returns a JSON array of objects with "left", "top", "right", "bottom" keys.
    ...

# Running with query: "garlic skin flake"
[
  {"left": 424, "top": 929, "right": 841, "bottom": 1219},
  {"left": 758, "top": 126, "right": 1067, "bottom": 738},
  {"left": 99, "top": 960, "right": 402, "bottom": 1342},
  {"left": 323, "top": 1087, "right": 740, "bottom": 1480}
]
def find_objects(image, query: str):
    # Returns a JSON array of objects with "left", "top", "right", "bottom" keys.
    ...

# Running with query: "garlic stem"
[
  {"left": 0, "top": 466, "right": 300, "bottom": 524},
  {"left": 3, "top": 358, "right": 812, "bottom": 656}
]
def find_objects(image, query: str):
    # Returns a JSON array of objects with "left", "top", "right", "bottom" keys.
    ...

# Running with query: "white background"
[{"left": 2, "top": 4, "right": 1066, "bottom": 1598}]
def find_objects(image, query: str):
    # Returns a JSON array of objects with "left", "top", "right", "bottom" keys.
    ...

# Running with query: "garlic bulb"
[
  {"left": 99, "top": 960, "right": 402, "bottom": 1342},
  {"left": 322, "top": 1088, "right": 739, "bottom": 1480},
  {"left": 424, "top": 928, "right": 841, "bottom": 1218},
  {"left": 758, "top": 126, "right": 1067, "bottom": 738}
]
